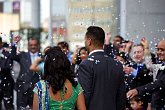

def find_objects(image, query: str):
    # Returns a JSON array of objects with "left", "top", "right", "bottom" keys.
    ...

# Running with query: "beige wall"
[{"left": 0, "top": 13, "right": 20, "bottom": 42}]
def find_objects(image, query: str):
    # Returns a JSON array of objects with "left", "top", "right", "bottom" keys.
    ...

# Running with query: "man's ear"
[{"left": 86, "top": 37, "right": 92, "bottom": 46}]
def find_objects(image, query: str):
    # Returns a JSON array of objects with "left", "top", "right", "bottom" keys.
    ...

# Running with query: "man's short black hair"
[{"left": 86, "top": 26, "right": 105, "bottom": 47}]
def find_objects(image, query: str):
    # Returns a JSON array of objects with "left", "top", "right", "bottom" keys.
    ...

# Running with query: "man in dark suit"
[
  {"left": 14, "top": 37, "right": 40, "bottom": 109},
  {"left": 123, "top": 44, "right": 153, "bottom": 109},
  {"left": 77, "top": 26, "right": 126, "bottom": 110},
  {"left": 0, "top": 36, "right": 20, "bottom": 110},
  {"left": 127, "top": 40, "right": 165, "bottom": 109}
]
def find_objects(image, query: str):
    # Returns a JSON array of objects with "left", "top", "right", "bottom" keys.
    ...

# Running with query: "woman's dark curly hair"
[{"left": 44, "top": 46, "right": 77, "bottom": 94}]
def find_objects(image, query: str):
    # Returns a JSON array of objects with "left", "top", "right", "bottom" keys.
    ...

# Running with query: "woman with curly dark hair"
[{"left": 33, "top": 46, "right": 86, "bottom": 110}]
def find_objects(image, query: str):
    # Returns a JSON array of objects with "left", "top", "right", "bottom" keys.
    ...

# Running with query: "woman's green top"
[{"left": 33, "top": 80, "right": 83, "bottom": 110}]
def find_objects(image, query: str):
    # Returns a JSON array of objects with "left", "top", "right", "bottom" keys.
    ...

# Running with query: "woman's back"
[
  {"left": 33, "top": 47, "right": 86, "bottom": 110},
  {"left": 33, "top": 80, "right": 83, "bottom": 110}
]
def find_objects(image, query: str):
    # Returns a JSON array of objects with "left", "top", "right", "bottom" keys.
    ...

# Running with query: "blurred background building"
[
  {"left": 67, "top": 0, "right": 119, "bottom": 49},
  {"left": 0, "top": 0, "right": 165, "bottom": 52}
]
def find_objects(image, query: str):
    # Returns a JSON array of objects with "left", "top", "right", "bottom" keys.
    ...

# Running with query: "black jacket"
[
  {"left": 78, "top": 51, "right": 126, "bottom": 110},
  {"left": 137, "top": 66, "right": 165, "bottom": 108},
  {"left": 14, "top": 52, "right": 39, "bottom": 93},
  {"left": 0, "top": 46, "right": 16, "bottom": 76},
  {"left": 131, "top": 64, "right": 153, "bottom": 89}
]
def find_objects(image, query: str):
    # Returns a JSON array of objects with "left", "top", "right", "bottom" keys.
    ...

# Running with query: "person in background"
[
  {"left": 78, "top": 26, "right": 126, "bottom": 110},
  {"left": 115, "top": 51, "right": 134, "bottom": 109},
  {"left": 104, "top": 33, "right": 124, "bottom": 58},
  {"left": 141, "top": 38, "right": 163, "bottom": 81},
  {"left": 0, "top": 36, "right": 20, "bottom": 110},
  {"left": 14, "top": 37, "right": 40, "bottom": 109},
  {"left": 72, "top": 47, "right": 89, "bottom": 74},
  {"left": 130, "top": 95, "right": 145, "bottom": 110},
  {"left": 30, "top": 46, "right": 51, "bottom": 78},
  {"left": 113, "top": 35, "right": 124, "bottom": 49},
  {"left": 118, "top": 40, "right": 133, "bottom": 54},
  {"left": 33, "top": 46, "right": 86, "bottom": 110},
  {"left": 127, "top": 40, "right": 165, "bottom": 109},
  {"left": 57, "top": 41, "right": 72, "bottom": 62},
  {"left": 123, "top": 43, "right": 153, "bottom": 109}
]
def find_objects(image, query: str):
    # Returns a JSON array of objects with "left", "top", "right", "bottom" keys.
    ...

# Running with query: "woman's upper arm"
[
  {"left": 76, "top": 92, "right": 86, "bottom": 110},
  {"left": 33, "top": 93, "right": 38, "bottom": 110}
]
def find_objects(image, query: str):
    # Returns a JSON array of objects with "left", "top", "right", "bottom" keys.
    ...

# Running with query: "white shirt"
[
  {"left": 89, "top": 49, "right": 104, "bottom": 56},
  {"left": 30, "top": 52, "right": 39, "bottom": 63}
]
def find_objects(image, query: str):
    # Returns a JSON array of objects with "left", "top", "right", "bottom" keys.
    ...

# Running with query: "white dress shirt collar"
[
  {"left": 89, "top": 49, "right": 104, "bottom": 56},
  {"left": 30, "top": 52, "right": 38, "bottom": 56}
]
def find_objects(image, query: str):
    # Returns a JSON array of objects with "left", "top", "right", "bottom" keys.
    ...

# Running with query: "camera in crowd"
[
  {"left": 121, "top": 40, "right": 129, "bottom": 44},
  {"left": 118, "top": 40, "right": 130, "bottom": 48}
]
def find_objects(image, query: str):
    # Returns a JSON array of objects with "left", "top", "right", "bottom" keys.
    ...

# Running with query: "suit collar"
[
  {"left": 89, "top": 49, "right": 104, "bottom": 56},
  {"left": 88, "top": 50, "right": 105, "bottom": 58}
]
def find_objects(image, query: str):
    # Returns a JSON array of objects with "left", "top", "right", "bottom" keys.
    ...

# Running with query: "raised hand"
[
  {"left": 13, "top": 35, "right": 21, "bottom": 44},
  {"left": 127, "top": 89, "right": 138, "bottom": 99},
  {"left": 140, "top": 37, "right": 149, "bottom": 49},
  {"left": 123, "top": 66, "right": 134, "bottom": 74}
]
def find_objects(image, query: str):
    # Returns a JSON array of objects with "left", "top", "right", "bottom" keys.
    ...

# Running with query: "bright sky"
[{"left": 41, "top": 0, "right": 66, "bottom": 22}]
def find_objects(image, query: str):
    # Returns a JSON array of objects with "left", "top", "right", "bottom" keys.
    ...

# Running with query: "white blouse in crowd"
[{"left": 144, "top": 55, "right": 164, "bottom": 81}]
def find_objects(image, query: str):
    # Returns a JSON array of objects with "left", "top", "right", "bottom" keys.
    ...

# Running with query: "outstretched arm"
[{"left": 127, "top": 72, "right": 165, "bottom": 99}]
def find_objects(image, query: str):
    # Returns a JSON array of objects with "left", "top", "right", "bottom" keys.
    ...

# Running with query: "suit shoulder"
[{"left": 18, "top": 51, "right": 28, "bottom": 55}]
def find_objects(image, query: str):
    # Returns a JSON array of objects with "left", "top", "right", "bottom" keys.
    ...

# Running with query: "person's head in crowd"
[
  {"left": 156, "top": 40, "right": 165, "bottom": 62},
  {"left": 0, "top": 37, "right": 2, "bottom": 49},
  {"left": 28, "top": 37, "right": 40, "bottom": 54},
  {"left": 116, "top": 51, "right": 128, "bottom": 65},
  {"left": 118, "top": 40, "right": 130, "bottom": 52},
  {"left": 44, "top": 46, "right": 77, "bottom": 94},
  {"left": 57, "top": 41, "right": 70, "bottom": 55},
  {"left": 132, "top": 44, "right": 144, "bottom": 63},
  {"left": 85, "top": 26, "right": 105, "bottom": 52},
  {"left": 76, "top": 47, "right": 89, "bottom": 65},
  {"left": 113, "top": 35, "right": 124, "bottom": 48},
  {"left": 130, "top": 95, "right": 144, "bottom": 110},
  {"left": 38, "top": 46, "right": 52, "bottom": 58}
]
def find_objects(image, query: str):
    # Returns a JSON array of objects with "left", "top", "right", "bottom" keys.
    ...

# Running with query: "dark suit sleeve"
[
  {"left": 10, "top": 43, "right": 22, "bottom": 62},
  {"left": 77, "top": 60, "right": 93, "bottom": 107},
  {"left": 136, "top": 71, "right": 165, "bottom": 95},
  {"left": 116, "top": 65, "right": 126, "bottom": 110},
  {"left": 10, "top": 46, "right": 17, "bottom": 58}
]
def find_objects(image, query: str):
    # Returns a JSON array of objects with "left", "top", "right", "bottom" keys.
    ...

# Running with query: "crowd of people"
[{"left": 0, "top": 25, "right": 164, "bottom": 110}]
